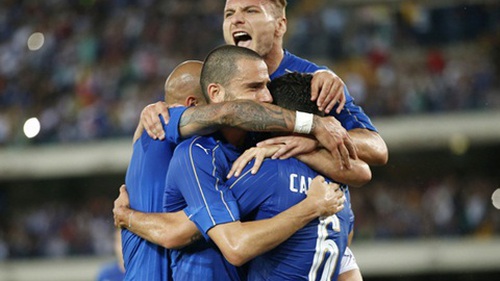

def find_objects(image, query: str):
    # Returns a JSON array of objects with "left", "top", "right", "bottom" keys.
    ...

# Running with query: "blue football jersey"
[{"left": 122, "top": 107, "right": 186, "bottom": 281}]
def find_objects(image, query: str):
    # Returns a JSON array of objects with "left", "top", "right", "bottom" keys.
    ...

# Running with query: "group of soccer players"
[{"left": 112, "top": 0, "right": 388, "bottom": 280}]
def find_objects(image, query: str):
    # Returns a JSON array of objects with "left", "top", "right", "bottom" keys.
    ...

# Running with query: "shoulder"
[
  {"left": 272, "top": 50, "right": 325, "bottom": 79},
  {"left": 176, "top": 135, "right": 218, "bottom": 151},
  {"left": 172, "top": 136, "right": 222, "bottom": 164}
]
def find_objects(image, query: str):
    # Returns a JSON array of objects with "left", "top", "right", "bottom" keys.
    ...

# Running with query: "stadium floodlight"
[
  {"left": 492, "top": 189, "right": 500, "bottom": 210},
  {"left": 23, "top": 117, "right": 41, "bottom": 139}
]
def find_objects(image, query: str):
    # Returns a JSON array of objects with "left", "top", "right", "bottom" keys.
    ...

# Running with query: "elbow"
[
  {"left": 223, "top": 249, "right": 249, "bottom": 267},
  {"left": 370, "top": 138, "right": 389, "bottom": 166},
  {"left": 357, "top": 131, "right": 389, "bottom": 166},
  {"left": 159, "top": 228, "right": 194, "bottom": 249},
  {"left": 345, "top": 160, "right": 372, "bottom": 188},
  {"left": 219, "top": 238, "right": 251, "bottom": 266},
  {"left": 351, "top": 168, "right": 372, "bottom": 188},
  {"left": 373, "top": 147, "right": 389, "bottom": 166},
  {"left": 158, "top": 234, "right": 182, "bottom": 249}
]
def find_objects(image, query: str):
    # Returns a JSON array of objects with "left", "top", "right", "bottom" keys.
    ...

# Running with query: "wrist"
[
  {"left": 116, "top": 206, "right": 131, "bottom": 228},
  {"left": 127, "top": 210, "right": 135, "bottom": 229},
  {"left": 311, "top": 115, "right": 321, "bottom": 136},
  {"left": 293, "top": 111, "right": 314, "bottom": 134},
  {"left": 301, "top": 196, "right": 322, "bottom": 218}
]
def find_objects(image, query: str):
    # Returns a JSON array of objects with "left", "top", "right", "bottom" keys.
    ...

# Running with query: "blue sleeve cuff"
[
  {"left": 331, "top": 86, "right": 378, "bottom": 132},
  {"left": 184, "top": 200, "right": 241, "bottom": 240},
  {"left": 162, "top": 106, "right": 188, "bottom": 144}
]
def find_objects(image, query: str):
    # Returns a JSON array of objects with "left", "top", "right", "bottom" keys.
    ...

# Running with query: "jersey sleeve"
[
  {"left": 166, "top": 137, "right": 240, "bottom": 239},
  {"left": 330, "top": 86, "right": 378, "bottom": 132},
  {"left": 163, "top": 106, "right": 189, "bottom": 144}
]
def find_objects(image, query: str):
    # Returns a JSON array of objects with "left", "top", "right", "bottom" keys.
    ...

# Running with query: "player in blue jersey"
[
  {"left": 122, "top": 60, "right": 208, "bottom": 281},
  {"left": 221, "top": 0, "right": 387, "bottom": 166}
]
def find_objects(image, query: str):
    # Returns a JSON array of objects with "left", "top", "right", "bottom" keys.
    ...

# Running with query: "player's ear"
[
  {"left": 185, "top": 96, "right": 198, "bottom": 106},
  {"left": 207, "top": 83, "right": 224, "bottom": 103},
  {"left": 275, "top": 16, "right": 287, "bottom": 37}
]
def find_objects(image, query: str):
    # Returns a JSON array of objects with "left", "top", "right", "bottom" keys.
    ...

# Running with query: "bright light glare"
[
  {"left": 492, "top": 189, "right": 500, "bottom": 210},
  {"left": 23, "top": 117, "right": 41, "bottom": 139},
  {"left": 27, "top": 32, "right": 45, "bottom": 51}
]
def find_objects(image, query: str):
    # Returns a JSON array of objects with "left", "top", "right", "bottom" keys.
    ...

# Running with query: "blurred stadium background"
[{"left": 0, "top": 0, "right": 499, "bottom": 280}]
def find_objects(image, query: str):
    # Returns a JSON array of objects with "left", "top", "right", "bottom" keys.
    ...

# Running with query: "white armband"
[{"left": 293, "top": 111, "right": 313, "bottom": 134}]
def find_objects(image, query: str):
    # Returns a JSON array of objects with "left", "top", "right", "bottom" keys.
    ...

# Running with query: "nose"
[
  {"left": 231, "top": 9, "right": 244, "bottom": 25},
  {"left": 257, "top": 90, "right": 273, "bottom": 103}
]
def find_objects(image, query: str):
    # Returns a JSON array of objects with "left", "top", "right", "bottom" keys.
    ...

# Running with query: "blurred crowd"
[
  {"left": 0, "top": 172, "right": 498, "bottom": 260},
  {"left": 351, "top": 174, "right": 499, "bottom": 240},
  {"left": 0, "top": 0, "right": 499, "bottom": 146},
  {"left": 0, "top": 195, "right": 114, "bottom": 259}
]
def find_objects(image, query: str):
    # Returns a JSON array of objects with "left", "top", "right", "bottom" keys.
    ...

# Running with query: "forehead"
[
  {"left": 225, "top": 0, "right": 271, "bottom": 10},
  {"left": 231, "top": 58, "right": 269, "bottom": 83}
]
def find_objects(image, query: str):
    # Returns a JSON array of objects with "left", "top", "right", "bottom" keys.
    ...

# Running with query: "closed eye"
[{"left": 248, "top": 82, "right": 267, "bottom": 90}]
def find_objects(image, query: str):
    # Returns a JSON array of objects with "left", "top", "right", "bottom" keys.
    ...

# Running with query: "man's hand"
[
  {"left": 256, "top": 136, "right": 318, "bottom": 160},
  {"left": 312, "top": 116, "right": 357, "bottom": 170},
  {"left": 311, "top": 70, "right": 346, "bottom": 114},
  {"left": 140, "top": 101, "right": 169, "bottom": 140},
  {"left": 306, "top": 176, "right": 345, "bottom": 217},
  {"left": 113, "top": 185, "right": 132, "bottom": 228},
  {"left": 227, "top": 144, "right": 283, "bottom": 178}
]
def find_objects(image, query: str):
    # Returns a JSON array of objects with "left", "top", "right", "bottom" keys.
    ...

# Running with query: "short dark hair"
[
  {"left": 200, "top": 45, "right": 262, "bottom": 100},
  {"left": 268, "top": 72, "right": 323, "bottom": 116}
]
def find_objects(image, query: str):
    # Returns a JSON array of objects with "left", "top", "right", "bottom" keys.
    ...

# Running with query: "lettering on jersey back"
[{"left": 289, "top": 174, "right": 313, "bottom": 194}]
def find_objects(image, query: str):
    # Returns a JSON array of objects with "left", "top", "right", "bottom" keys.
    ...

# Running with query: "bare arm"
[
  {"left": 349, "top": 128, "right": 388, "bottom": 166},
  {"left": 296, "top": 148, "right": 371, "bottom": 187},
  {"left": 177, "top": 100, "right": 294, "bottom": 138},
  {"left": 140, "top": 100, "right": 356, "bottom": 170},
  {"left": 257, "top": 120, "right": 387, "bottom": 170},
  {"left": 206, "top": 176, "right": 344, "bottom": 266},
  {"left": 113, "top": 186, "right": 201, "bottom": 249}
]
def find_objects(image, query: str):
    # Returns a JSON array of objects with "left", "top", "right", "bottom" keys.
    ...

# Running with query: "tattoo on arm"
[{"left": 179, "top": 100, "right": 295, "bottom": 134}]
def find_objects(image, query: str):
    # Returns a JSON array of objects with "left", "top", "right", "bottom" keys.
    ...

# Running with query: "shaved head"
[{"left": 164, "top": 60, "right": 207, "bottom": 106}]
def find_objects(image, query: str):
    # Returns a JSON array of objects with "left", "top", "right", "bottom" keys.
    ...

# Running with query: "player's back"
[
  {"left": 228, "top": 158, "right": 351, "bottom": 281},
  {"left": 122, "top": 109, "right": 187, "bottom": 280},
  {"left": 122, "top": 130, "right": 175, "bottom": 280}
]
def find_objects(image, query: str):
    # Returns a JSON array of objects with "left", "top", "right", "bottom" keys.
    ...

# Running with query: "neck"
[
  {"left": 264, "top": 45, "right": 284, "bottom": 75},
  {"left": 221, "top": 127, "right": 247, "bottom": 147}
]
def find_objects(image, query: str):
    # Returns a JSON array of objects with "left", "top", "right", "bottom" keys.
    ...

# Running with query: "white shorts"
[{"left": 339, "top": 246, "right": 359, "bottom": 275}]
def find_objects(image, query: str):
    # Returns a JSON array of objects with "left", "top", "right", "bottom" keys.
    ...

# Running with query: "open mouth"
[{"left": 233, "top": 31, "right": 252, "bottom": 47}]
